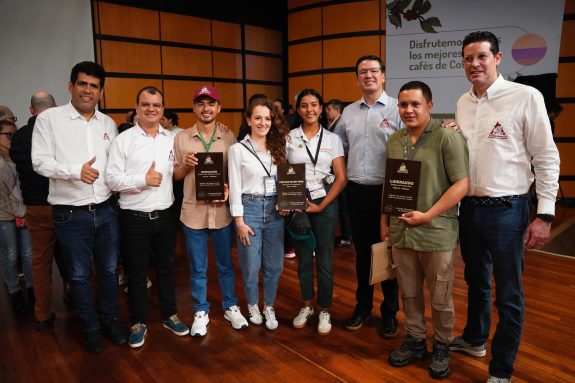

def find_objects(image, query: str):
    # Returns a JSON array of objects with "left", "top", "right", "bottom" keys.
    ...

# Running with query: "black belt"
[
  {"left": 463, "top": 194, "right": 527, "bottom": 208},
  {"left": 54, "top": 199, "right": 111, "bottom": 212},
  {"left": 122, "top": 208, "right": 170, "bottom": 220},
  {"left": 347, "top": 180, "right": 383, "bottom": 189}
]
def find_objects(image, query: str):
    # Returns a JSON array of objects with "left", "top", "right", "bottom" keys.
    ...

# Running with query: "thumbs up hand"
[
  {"left": 145, "top": 161, "right": 163, "bottom": 187},
  {"left": 81, "top": 156, "right": 99, "bottom": 184}
]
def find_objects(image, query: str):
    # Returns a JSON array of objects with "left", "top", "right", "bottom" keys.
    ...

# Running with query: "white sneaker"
[
  {"left": 284, "top": 249, "right": 296, "bottom": 259},
  {"left": 486, "top": 376, "right": 511, "bottom": 383},
  {"left": 263, "top": 305, "right": 278, "bottom": 330},
  {"left": 191, "top": 311, "right": 209, "bottom": 337},
  {"left": 318, "top": 311, "right": 332, "bottom": 335},
  {"left": 293, "top": 306, "right": 314, "bottom": 329},
  {"left": 247, "top": 304, "right": 263, "bottom": 325},
  {"left": 224, "top": 305, "right": 248, "bottom": 330}
]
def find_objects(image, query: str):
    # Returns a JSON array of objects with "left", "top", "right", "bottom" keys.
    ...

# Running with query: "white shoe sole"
[
  {"left": 224, "top": 313, "right": 248, "bottom": 329},
  {"left": 450, "top": 345, "right": 486, "bottom": 357},
  {"left": 163, "top": 323, "right": 190, "bottom": 336}
]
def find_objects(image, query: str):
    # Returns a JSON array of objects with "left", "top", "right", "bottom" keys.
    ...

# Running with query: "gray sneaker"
[
  {"left": 449, "top": 335, "right": 486, "bottom": 357},
  {"left": 428, "top": 341, "right": 451, "bottom": 379},
  {"left": 486, "top": 376, "right": 511, "bottom": 383}
]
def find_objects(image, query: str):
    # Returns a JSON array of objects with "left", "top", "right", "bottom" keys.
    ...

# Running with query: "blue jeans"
[
  {"left": 183, "top": 222, "right": 237, "bottom": 312},
  {"left": 237, "top": 195, "right": 284, "bottom": 306},
  {"left": 52, "top": 205, "right": 120, "bottom": 331},
  {"left": 459, "top": 197, "right": 529, "bottom": 379},
  {"left": 0, "top": 220, "right": 32, "bottom": 293}
]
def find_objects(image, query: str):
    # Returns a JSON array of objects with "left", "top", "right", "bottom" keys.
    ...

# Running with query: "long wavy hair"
[{"left": 246, "top": 97, "right": 289, "bottom": 165}]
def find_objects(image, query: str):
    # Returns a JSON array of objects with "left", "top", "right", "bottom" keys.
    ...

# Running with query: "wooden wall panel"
[
  {"left": 287, "top": 0, "right": 318, "bottom": 9},
  {"left": 323, "top": 36, "right": 380, "bottom": 69},
  {"left": 566, "top": 0, "right": 575, "bottom": 14},
  {"left": 97, "top": 3, "right": 159, "bottom": 40},
  {"left": 245, "top": 55, "right": 283, "bottom": 82},
  {"left": 289, "top": 75, "right": 322, "bottom": 103},
  {"left": 554, "top": 104, "right": 574, "bottom": 137},
  {"left": 557, "top": 63, "right": 575, "bottom": 98},
  {"left": 212, "top": 21, "right": 242, "bottom": 49},
  {"left": 288, "top": 42, "right": 322, "bottom": 73},
  {"left": 163, "top": 80, "right": 206, "bottom": 109},
  {"left": 288, "top": 8, "right": 322, "bottom": 41},
  {"left": 177, "top": 113, "right": 195, "bottom": 130},
  {"left": 103, "top": 78, "right": 163, "bottom": 109},
  {"left": 213, "top": 52, "right": 242, "bottom": 79},
  {"left": 245, "top": 26, "right": 282, "bottom": 54},
  {"left": 245, "top": 84, "right": 283, "bottom": 102},
  {"left": 557, "top": 143, "right": 575, "bottom": 174},
  {"left": 215, "top": 112, "right": 243, "bottom": 135},
  {"left": 100, "top": 41, "right": 162, "bottom": 74},
  {"left": 107, "top": 113, "right": 126, "bottom": 127},
  {"left": 380, "top": 35, "right": 386, "bottom": 63},
  {"left": 162, "top": 46, "right": 213, "bottom": 77},
  {"left": 323, "top": 72, "right": 362, "bottom": 102},
  {"left": 560, "top": 20, "right": 575, "bottom": 57},
  {"left": 160, "top": 13, "right": 211, "bottom": 46},
  {"left": 214, "top": 82, "right": 244, "bottom": 109},
  {"left": 560, "top": 181, "right": 575, "bottom": 198},
  {"left": 323, "top": 1, "right": 380, "bottom": 35}
]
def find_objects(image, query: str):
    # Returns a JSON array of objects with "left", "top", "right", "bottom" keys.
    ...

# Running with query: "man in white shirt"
[
  {"left": 107, "top": 86, "right": 189, "bottom": 348},
  {"left": 450, "top": 31, "right": 560, "bottom": 383},
  {"left": 31, "top": 61, "right": 126, "bottom": 354}
]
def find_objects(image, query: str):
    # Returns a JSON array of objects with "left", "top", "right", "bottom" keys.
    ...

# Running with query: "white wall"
[{"left": 0, "top": 0, "right": 94, "bottom": 124}]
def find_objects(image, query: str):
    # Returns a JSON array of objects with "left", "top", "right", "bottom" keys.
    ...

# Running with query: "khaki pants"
[{"left": 392, "top": 246, "right": 454, "bottom": 343}]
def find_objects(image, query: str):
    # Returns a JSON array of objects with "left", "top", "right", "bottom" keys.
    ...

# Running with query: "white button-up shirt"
[
  {"left": 228, "top": 135, "right": 277, "bottom": 217},
  {"left": 106, "top": 124, "right": 175, "bottom": 212},
  {"left": 456, "top": 75, "right": 560, "bottom": 215},
  {"left": 334, "top": 91, "right": 402, "bottom": 185},
  {"left": 286, "top": 126, "right": 344, "bottom": 185},
  {"left": 31, "top": 102, "right": 117, "bottom": 205}
]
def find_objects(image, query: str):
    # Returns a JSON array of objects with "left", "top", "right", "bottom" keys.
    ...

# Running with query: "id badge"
[
  {"left": 307, "top": 178, "right": 326, "bottom": 200},
  {"left": 264, "top": 176, "right": 277, "bottom": 196}
]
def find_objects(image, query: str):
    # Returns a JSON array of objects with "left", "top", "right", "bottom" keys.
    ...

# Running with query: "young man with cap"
[
  {"left": 107, "top": 86, "right": 189, "bottom": 348},
  {"left": 173, "top": 85, "right": 248, "bottom": 337}
]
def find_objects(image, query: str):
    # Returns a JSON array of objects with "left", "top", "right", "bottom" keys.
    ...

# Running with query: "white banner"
[{"left": 385, "top": 0, "right": 565, "bottom": 113}]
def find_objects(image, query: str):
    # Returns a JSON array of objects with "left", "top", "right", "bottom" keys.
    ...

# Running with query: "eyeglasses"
[
  {"left": 462, "top": 53, "right": 493, "bottom": 65},
  {"left": 0, "top": 132, "right": 14, "bottom": 140},
  {"left": 358, "top": 68, "right": 382, "bottom": 77}
]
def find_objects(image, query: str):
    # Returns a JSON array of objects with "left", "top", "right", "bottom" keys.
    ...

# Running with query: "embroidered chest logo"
[
  {"left": 379, "top": 118, "right": 392, "bottom": 129},
  {"left": 397, "top": 162, "right": 409, "bottom": 174},
  {"left": 103, "top": 132, "right": 110, "bottom": 141},
  {"left": 488, "top": 122, "right": 508, "bottom": 139},
  {"left": 168, "top": 150, "right": 174, "bottom": 161}
]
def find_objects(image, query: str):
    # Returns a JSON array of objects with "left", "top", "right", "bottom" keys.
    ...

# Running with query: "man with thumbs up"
[
  {"left": 107, "top": 86, "right": 189, "bottom": 348},
  {"left": 32, "top": 61, "right": 125, "bottom": 354}
]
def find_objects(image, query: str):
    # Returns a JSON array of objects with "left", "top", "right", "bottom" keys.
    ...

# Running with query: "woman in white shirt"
[
  {"left": 228, "top": 97, "right": 289, "bottom": 330},
  {"left": 286, "top": 89, "right": 347, "bottom": 335}
]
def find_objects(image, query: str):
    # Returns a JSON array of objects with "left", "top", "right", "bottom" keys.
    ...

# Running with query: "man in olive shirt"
[{"left": 381, "top": 81, "right": 469, "bottom": 379}]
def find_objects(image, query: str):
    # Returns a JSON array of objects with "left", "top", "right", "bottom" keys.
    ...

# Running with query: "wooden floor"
[{"left": 1, "top": 230, "right": 575, "bottom": 383}]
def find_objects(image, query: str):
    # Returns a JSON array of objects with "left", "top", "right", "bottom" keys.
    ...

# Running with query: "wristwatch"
[{"left": 536, "top": 214, "right": 554, "bottom": 223}]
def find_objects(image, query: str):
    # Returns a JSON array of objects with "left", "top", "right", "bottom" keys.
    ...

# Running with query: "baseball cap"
[{"left": 193, "top": 85, "right": 220, "bottom": 103}]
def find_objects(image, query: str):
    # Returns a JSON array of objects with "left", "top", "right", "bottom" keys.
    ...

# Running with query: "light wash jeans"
[
  {"left": 236, "top": 194, "right": 284, "bottom": 306},
  {"left": 0, "top": 220, "right": 32, "bottom": 294},
  {"left": 183, "top": 222, "right": 237, "bottom": 312}
]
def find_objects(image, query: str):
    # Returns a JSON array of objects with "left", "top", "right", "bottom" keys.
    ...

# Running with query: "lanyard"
[
  {"left": 198, "top": 128, "right": 216, "bottom": 152},
  {"left": 303, "top": 127, "right": 323, "bottom": 168},
  {"left": 240, "top": 141, "right": 272, "bottom": 177}
]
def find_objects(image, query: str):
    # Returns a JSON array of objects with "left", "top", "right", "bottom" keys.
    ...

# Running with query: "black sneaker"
[
  {"left": 344, "top": 311, "right": 369, "bottom": 331},
  {"left": 84, "top": 330, "right": 104, "bottom": 354},
  {"left": 428, "top": 341, "right": 451, "bottom": 379},
  {"left": 380, "top": 315, "right": 399, "bottom": 338},
  {"left": 389, "top": 336, "right": 429, "bottom": 367},
  {"left": 35, "top": 312, "right": 56, "bottom": 331},
  {"left": 10, "top": 290, "right": 29, "bottom": 316},
  {"left": 102, "top": 319, "right": 128, "bottom": 345}
]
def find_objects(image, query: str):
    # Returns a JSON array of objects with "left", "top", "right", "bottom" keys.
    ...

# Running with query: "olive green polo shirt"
[{"left": 387, "top": 119, "right": 469, "bottom": 252}]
